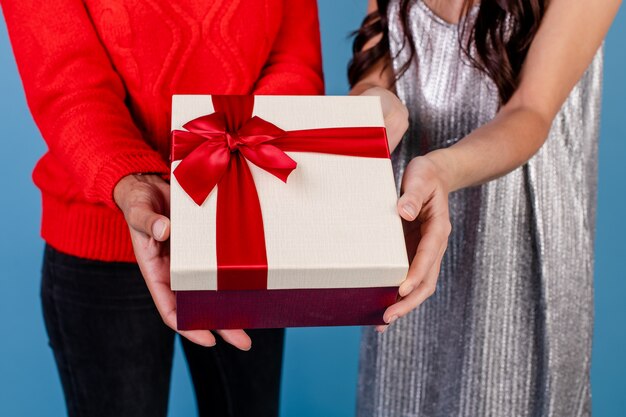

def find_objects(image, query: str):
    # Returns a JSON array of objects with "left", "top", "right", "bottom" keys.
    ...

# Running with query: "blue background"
[{"left": 0, "top": 1, "right": 624, "bottom": 416}]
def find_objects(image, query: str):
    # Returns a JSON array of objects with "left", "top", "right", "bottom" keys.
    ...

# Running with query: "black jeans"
[{"left": 41, "top": 245, "right": 284, "bottom": 417}]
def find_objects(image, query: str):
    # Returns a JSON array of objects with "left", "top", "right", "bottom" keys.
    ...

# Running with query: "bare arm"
[
  {"left": 353, "top": 0, "right": 621, "bottom": 328},
  {"left": 433, "top": 0, "right": 620, "bottom": 191},
  {"left": 349, "top": 1, "right": 408, "bottom": 152},
  {"left": 356, "top": 0, "right": 621, "bottom": 191}
]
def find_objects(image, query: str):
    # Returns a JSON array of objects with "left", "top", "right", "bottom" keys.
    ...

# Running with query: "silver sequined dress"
[{"left": 357, "top": 1, "right": 602, "bottom": 416}]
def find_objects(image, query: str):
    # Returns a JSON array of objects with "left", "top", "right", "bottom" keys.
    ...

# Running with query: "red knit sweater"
[{"left": 2, "top": 0, "right": 324, "bottom": 262}]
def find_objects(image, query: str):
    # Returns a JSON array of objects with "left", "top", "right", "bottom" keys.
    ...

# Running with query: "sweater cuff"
[{"left": 89, "top": 151, "right": 170, "bottom": 210}]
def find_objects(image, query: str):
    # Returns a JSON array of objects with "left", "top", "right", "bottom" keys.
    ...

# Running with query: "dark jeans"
[{"left": 41, "top": 245, "right": 284, "bottom": 417}]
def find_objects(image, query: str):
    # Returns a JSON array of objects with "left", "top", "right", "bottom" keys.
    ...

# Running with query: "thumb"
[
  {"left": 126, "top": 202, "right": 171, "bottom": 241},
  {"left": 397, "top": 191, "right": 423, "bottom": 222}
]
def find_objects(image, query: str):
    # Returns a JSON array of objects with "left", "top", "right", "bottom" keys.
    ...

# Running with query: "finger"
[
  {"left": 397, "top": 191, "right": 424, "bottom": 221},
  {"left": 141, "top": 268, "right": 217, "bottom": 347},
  {"left": 178, "top": 329, "right": 217, "bottom": 348},
  {"left": 141, "top": 276, "right": 177, "bottom": 327},
  {"left": 157, "top": 291, "right": 217, "bottom": 347},
  {"left": 384, "top": 105, "right": 409, "bottom": 147},
  {"left": 384, "top": 258, "right": 442, "bottom": 323},
  {"left": 216, "top": 329, "right": 252, "bottom": 351},
  {"left": 156, "top": 182, "right": 172, "bottom": 216},
  {"left": 127, "top": 202, "right": 170, "bottom": 241},
  {"left": 376, "top": 324, "right": 388, "bottom": 333},
  {"left": 398, "top": 219, "right": 449, "bottom": 297}
]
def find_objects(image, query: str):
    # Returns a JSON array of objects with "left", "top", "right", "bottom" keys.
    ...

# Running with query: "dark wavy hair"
[{"left": 348, "top": 0, "right": 547, "bottom": 104}]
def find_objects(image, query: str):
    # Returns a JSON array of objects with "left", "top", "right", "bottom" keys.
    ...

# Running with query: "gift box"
[{"left": 170, "top": 95, "right": 409, "bottom": 329}]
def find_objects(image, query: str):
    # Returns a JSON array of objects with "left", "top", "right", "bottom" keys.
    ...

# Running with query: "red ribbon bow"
[
  {"left": 172, "top": 110, "right": 297, "bottom": 206},
  {"left": 171, "top": 96, "right": 389, "bottom": 291}
]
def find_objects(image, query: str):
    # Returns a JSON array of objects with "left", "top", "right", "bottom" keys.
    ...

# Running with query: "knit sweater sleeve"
[
  {"left": 1, "top": 0, "right": 169, "bottom": 208},
  {"left": 253, "top": 0, "right": 325, "bottom": 95}
]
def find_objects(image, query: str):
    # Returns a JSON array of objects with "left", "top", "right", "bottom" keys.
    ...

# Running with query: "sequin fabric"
[{"left": 357, "top": 1, "right": 602, "bottom": 416}]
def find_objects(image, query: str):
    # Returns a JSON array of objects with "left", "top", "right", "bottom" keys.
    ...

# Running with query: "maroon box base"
[{"left": 176, "top": 287, "right": 398, "bottom": 329}]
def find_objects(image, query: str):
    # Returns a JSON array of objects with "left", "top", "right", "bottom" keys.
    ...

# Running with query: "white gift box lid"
[{"left": 170, "top": 95, "right": 409, "bottom": 291}]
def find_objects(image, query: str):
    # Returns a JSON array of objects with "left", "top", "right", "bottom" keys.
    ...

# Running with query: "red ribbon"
[{"left": 171, "top": 96, "right": 389, "bottom": 290}]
